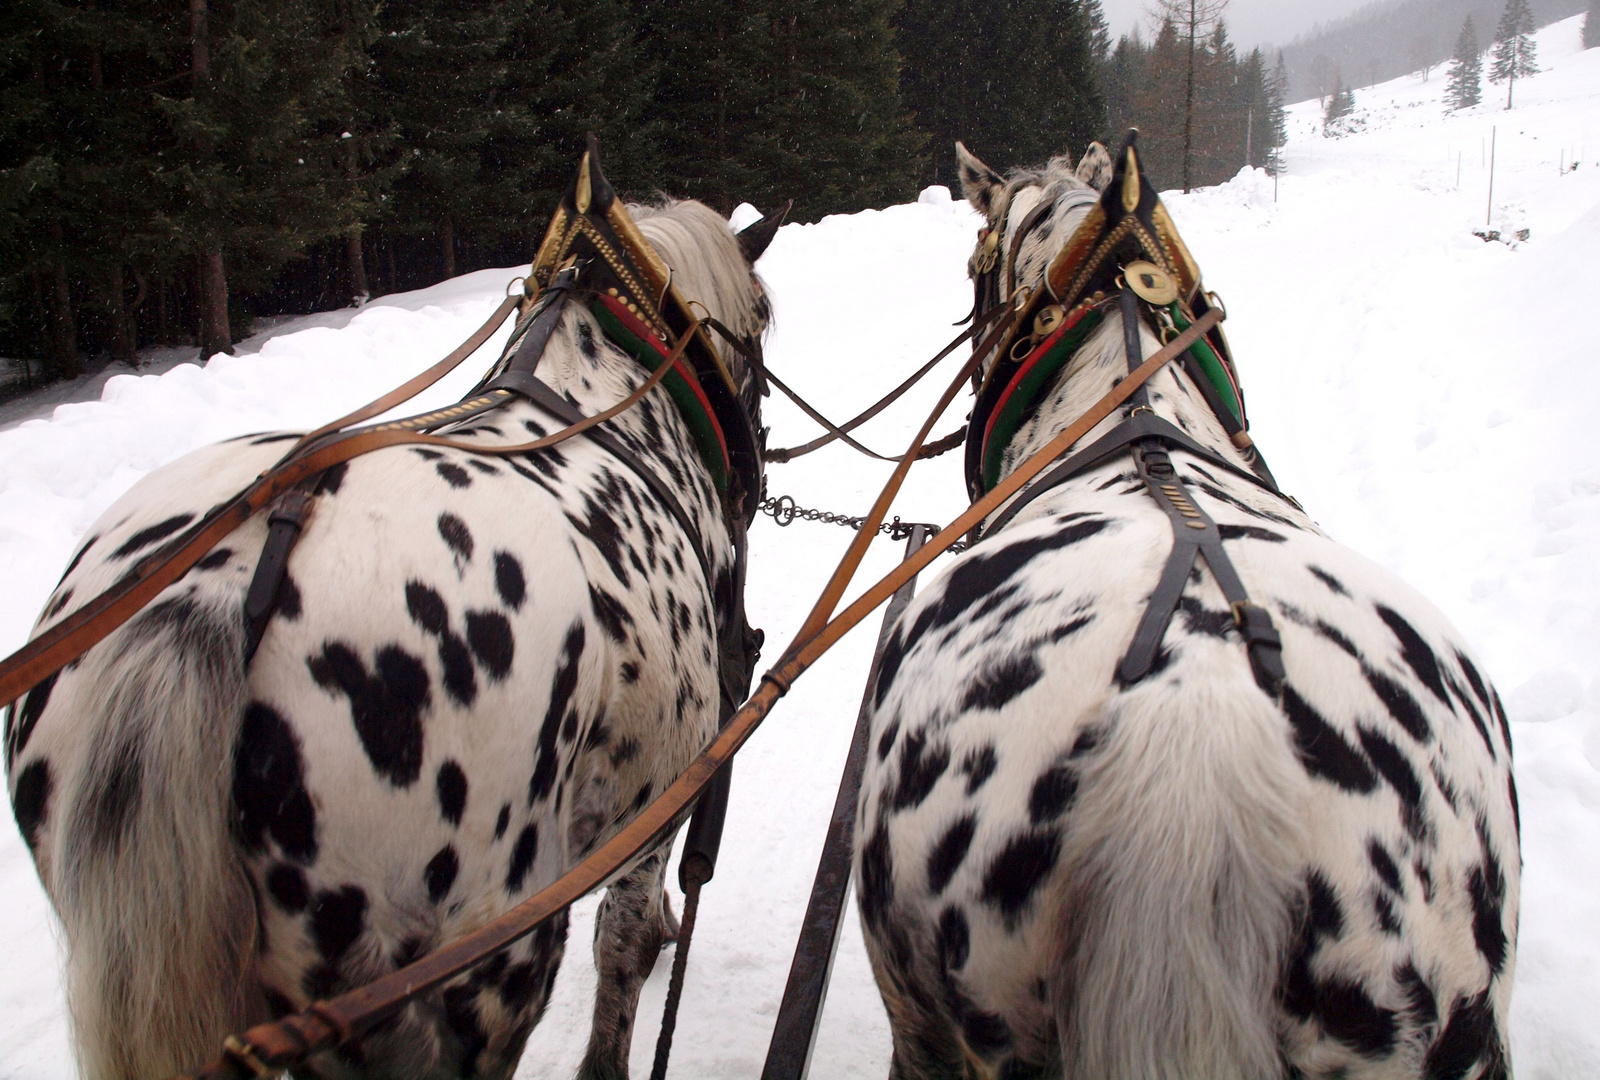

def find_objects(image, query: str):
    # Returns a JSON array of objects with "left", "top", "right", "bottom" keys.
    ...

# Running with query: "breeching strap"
[{"left": 176, "top": 304, "right": 1220, "bottom": 1080}]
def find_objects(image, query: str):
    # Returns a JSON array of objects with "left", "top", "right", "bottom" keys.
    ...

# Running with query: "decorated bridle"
[{"left": 963, "top": 131, "right": 1268, "bottom": 503}]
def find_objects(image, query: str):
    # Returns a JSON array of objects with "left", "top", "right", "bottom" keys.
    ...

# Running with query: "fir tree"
[
  {"left": 1490, "top": 0, "right": 1538, "bottom": 109},
  {"left": 1586, "top": 0, "right": 1600, "bottom": 49},
  {"left": 1323, "top": 82, "right": 1355, "bottom": 130},
  {"left": 1265, "top": 51, "right": 1289, "bottom": 175},
  {"left": 1083, "top": 0, "right": 1112, "bottom": 63},
  {"left": 1446, "top": 17, "right": 1483, "bottom": 111},
  {"left": 896, "top": 0, "right": 1104, "bottom": 189},
  {"left": 373, "top": 0, "right": 510, "bottom": 281}
]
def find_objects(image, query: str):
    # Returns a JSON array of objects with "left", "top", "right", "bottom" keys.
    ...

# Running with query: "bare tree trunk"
[
  {"left": 107, "top": 265, "right": 137, "bottom": 363},
  {"left": 441, "top": 214, "right": 456, "bottom": 280},
  {"left": 47, "top": 221, "right": 81, "bottom": 379},
  {"left": 190, "top": 0, "right": 210, "bottom": 82},
  {"left": 347, "top": 230, "right": 369, "bottom": 305},
  {"left": 156, "top": 275, "right": 170, "bottom": 345},
  {"left": 199, "top": 248, "right": 233, "bottom": 357},
  {"left": 1183, "top": 0, "right": 1197, "bottom": 193}
]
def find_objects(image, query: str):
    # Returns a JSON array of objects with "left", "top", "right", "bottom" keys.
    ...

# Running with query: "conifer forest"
[{"left": 0, "top": 0, "right": 1289, "bottom": 380}]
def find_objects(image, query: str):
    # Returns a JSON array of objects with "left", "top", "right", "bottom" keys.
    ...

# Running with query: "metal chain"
[{"left": 758, "top": 494, "right": 966, "bottom": 553}]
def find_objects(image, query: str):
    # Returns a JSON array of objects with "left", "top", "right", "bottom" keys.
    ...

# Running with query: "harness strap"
[
  {"left": 1109, "top": 289, "right": 1285, "bottom": 695},
  {"left": 758, "top": 302, "right": 1008, "bottom": 464},
  {"left": 1117, "top": 442, "right": 1284, "bottom": 694},
  {"left": 241, "top": 489, "right": 314, "bottom": 664},
  {"left": 976, "top": 411, "right": 1284, "bottom": 541}
]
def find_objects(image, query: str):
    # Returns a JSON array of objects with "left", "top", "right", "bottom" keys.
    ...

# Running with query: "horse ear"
[
  {"left": 956, "top": 141, "right": 1005, "bottom": 219},
  {"left": 737, "top": 200, "right": 790, "bottom": 264},
  {"left": 1076, "top": 142, "right": 1114, "bottom": 192}
]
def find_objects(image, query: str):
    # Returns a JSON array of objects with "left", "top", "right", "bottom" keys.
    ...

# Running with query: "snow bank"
[{"left": 3, "top": 15, "right": 1599, "bottom": 1078}]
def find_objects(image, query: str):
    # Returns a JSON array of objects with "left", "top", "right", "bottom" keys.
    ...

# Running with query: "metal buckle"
[{"left": 222, "top": 1034, "right": 284, "bottom": 1078}]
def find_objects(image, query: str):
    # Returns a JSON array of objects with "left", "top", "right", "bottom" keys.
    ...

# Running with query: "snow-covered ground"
[{"left": 4, "top": 15, "right": 1600, "bottom": 1078}]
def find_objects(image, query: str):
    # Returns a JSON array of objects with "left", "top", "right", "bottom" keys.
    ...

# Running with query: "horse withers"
[
  {"left": 4, "top": 171, "right": 782, "bottom": 1078},
  {"left": 854, "top": 139, "right": 1518, "bottom": 1079}
]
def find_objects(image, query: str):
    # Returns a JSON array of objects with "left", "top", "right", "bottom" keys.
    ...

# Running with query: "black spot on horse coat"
[
  {"left": 307, "top": 643, "right": 430, "bottom": 788},
  {"left": 233, "top": 702, "right": 318, "bottom": 862}
]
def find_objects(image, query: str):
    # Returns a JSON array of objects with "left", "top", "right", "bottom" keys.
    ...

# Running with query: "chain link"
[{"left": 758, "top": 495, "right": 966, "bottom": 553}]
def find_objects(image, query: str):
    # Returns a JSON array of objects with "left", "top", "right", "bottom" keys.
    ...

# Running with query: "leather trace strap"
[{"left": 175, "top": 302, "right": 1217, "bottom": 1080}]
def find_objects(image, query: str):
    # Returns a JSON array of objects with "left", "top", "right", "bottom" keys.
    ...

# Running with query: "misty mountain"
[{"left": 1276, "top": 0, "right": 1583, "bottom": 99}]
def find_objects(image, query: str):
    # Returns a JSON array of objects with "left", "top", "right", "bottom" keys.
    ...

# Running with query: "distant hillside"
[{"left": 1277, "top": 0, "right": 1584, "bottom": 100}]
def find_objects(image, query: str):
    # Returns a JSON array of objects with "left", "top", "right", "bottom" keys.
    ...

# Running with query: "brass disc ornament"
[{"left": 1124, "top": 260, "right": 1179, "bottom": 306}]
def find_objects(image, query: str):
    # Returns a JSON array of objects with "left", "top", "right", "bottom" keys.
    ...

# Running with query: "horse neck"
[{"left": 994, "top": 310, "right": 1249, "bottom": 486}]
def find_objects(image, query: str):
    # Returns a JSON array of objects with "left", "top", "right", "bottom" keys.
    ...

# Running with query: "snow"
[{"left": 4, "top": 15, "right": 1600, "bottom": 1078}]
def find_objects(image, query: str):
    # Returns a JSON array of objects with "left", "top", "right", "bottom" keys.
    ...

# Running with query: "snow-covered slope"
[{"left": 4, "top": 16, "right": 1599, "bottom": 1078}]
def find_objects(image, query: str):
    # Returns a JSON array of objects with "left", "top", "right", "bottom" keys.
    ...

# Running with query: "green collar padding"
[
  {"left": 982, "top": 310, "right": 1106, "bottom": 491},
  {"left": 591, "top": 301, "right": 730, "bottom": 490},
  {"left": 1168, "top": 304, "right": 1242, "bottom": 427}
]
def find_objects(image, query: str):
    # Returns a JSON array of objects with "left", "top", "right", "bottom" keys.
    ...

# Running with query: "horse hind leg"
[{"left": 577, "top": 847, "right": 677, "bottom": 1080}]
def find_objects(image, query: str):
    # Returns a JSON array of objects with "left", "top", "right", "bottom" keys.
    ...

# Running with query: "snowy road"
[{"left": 4, "top": 16, "right": 1599, "bottom": 1079}]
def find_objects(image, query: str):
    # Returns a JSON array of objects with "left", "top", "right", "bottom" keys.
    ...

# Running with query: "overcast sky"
[{"left": 1099, "top": 0, "right": 1380, "bottom": 49}]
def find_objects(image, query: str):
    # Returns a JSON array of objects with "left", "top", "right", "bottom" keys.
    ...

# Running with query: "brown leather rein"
[
  {"left": 175, "top": 301, "right": 1221, "bottom": 1080},
  {"left": 0, "top": 293, "right": 715, "bottom": 711}
]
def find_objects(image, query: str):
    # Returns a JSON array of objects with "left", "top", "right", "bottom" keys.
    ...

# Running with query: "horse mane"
[{"left": 630, "top": 199, "right": 768, "bottom": 386}]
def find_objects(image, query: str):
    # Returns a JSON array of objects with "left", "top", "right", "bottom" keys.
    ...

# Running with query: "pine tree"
[
  {"left": 1490, "top": 0, "right": 1538, "bottom": 109},
  {"left": 1323, "top": 82, "right": 1355, "bottom": 130},
  {"left": 485, "top": 0, "right": 660, "bottom": 248},
  {"left": 1586, "top": 0, "right": 1600, "bottom": 49},
  {"left": 1083, "top": 0, "right": 1112, "bottom": 63},
  {"left": 1103, "top": 31, "right": 1148, "bottom": 146},
  {"left": 373, "top": 0, "right": 511, "bottom": 281},
  {"left": 1446, "top": 17, "right": 1483, "bottom": 111},
  {"left": 152, "top": 0, "right": 359, "bottom": 355},
  {"left": 896, "top": 0, "right": 1104, "bottom": 190},
  {"left": 1265, "top": 51, "right": 1289, "bottom": 175}
]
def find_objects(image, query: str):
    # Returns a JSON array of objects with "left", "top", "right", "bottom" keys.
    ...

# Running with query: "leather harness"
[{"left": 965, "top": 133, "right": 1291, "bottom": 694}]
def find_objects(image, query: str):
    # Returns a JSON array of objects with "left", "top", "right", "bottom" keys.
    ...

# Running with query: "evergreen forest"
[{"left": 0, "top": 0, "right": 1287, "bottom": 381}]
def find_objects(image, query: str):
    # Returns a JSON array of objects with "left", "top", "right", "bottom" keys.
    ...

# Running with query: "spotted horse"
[
  {"left": 854, "top": 135, "right": 1519, "bottom": 1080},
  {"left": 3, "top": 148, "right": 783, "bottom": 1080}
]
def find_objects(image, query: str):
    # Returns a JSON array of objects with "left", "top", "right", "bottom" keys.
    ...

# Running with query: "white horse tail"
[
  {"left": 1051, "top": 677, "right": 1306, "bottom": 1080},
  {"left": 48, "top": 592, "right": 259, "bottom": 1080}
]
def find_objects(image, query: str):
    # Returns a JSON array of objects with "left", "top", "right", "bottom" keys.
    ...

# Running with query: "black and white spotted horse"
[
  {"left": 854, "top": 141, "right": 1519, "bottom": 1080},
  {"left": 4, "top": 196, "right": 779, "bottom": 1080}
]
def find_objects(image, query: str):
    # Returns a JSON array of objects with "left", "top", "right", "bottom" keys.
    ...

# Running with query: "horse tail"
[
  {"left": 1051, "top": 678, "right": 1305, "bottom": 1080},
  {"left": 47, "top": 593, "right": 259, "bottom": 1080}
]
